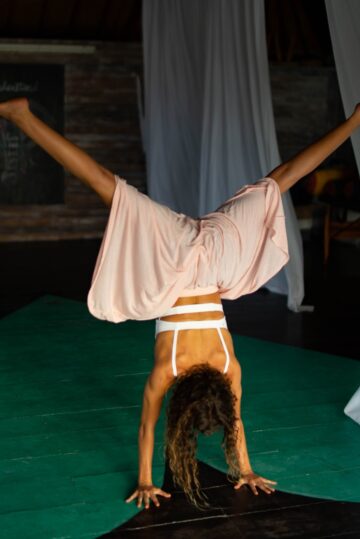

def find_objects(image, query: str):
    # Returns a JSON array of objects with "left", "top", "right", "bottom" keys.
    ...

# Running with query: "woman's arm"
[
  {"left": 269, "top": 103, "right": 360, "bottom": 194},
  {"left": 137, "top": 368, "right": 167, "bottom": 485},
  {"left": 229, "top": 361, "right": 276, "bottom": 495},
  {"left": 126, "top": 366, "right": 172, "bottom": 509},
  {"left": 229, "top": 361, "right": 252, "bottom": 473}
]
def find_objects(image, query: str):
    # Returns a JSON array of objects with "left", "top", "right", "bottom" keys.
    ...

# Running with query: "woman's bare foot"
[{"left": 0, "top": 97, "right": 30, "bottom": 122}]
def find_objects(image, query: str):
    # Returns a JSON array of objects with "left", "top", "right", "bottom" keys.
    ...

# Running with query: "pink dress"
[{"left": 87, "top": 175, "right": 289, "bottom": 323}]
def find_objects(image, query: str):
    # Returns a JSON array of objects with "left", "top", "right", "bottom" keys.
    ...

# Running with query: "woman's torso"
[{"left": 154, "top": 291, "right": 237, "bottom": 382}]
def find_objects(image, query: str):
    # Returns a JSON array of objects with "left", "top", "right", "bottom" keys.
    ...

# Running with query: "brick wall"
[
  {"left": 0, "top": 38, "right": 355, "bottom": 241},
  {"left": 270, "top": 64, "right": 354, "bottom": 166},
  {"left": 0, "top": 39, "right": 145, "bottom": 241}
]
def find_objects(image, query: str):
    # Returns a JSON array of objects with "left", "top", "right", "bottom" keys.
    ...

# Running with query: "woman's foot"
[{"left": 0, "top": 97, "right": 30, "bottom": 121}]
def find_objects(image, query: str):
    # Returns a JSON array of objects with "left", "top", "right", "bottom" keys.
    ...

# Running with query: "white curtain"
[
  {"left": 141, "top": 0, "right": 305, "bottom": 312},
  {"left": 326, "top": 0, "right": 360, "bottom": 173}
]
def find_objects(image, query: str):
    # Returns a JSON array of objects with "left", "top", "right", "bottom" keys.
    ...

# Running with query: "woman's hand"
[
  {"left": 126, "top": 484, "right": 171, "bottom": 509},
  {"left": 234, "top": 471, "right": 277, "bottom": 495}
]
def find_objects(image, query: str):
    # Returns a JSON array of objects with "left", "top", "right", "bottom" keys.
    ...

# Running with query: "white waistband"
[
  {"left": 161, "top": 302, "right": 223, "bottom": 316},
  {"left": 156, "top": 317, "right": 228, "bottom": 335}
]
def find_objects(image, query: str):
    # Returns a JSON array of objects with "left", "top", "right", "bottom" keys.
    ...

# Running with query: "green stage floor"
[{"left": 0, "top": 296, "right": 359, "bottom": 538}]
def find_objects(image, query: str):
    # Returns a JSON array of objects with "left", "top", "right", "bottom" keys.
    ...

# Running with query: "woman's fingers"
[
  {"left": 257, "top": 482, "right": 273, "bottom": 494},
  {"left": 137, "top": 492, "right": 145, "bottom": 508},
  {"left": 150, "top": 492, "right": 160, "bottom": 507},
  {"left": 150, "top": 488, "right": 171, "bottom": 507},
  {"left": 250, "top": 477, "right": 277, "bottom": 495},
  {"left": 156, "top": 489, "right": 172, "bottom": 498},
  {"left": 249, "top": 481, "right": 259, "bottom": 495},
  {"left": 234, "top": 478, "right": 245, "bottom": 489},
  {"left": 125, "top": 490, "right": 139, "bottom": 503},
  {"left": 234, "top": 476, "right": 276, "bottom": 495},
  {"left": 144, "top": 492, "right": 151, "bottom": 509},
  {"left": 259, "top": 476, "right": 277, "bottom": 485},
  {"left": 259, "top": 477, "right": 277, "bottom": 493},
  {"left": 126, "top": 487, "right": 172, "bottom": 509}
]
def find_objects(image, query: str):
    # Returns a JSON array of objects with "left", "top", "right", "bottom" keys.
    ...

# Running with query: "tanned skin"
[{"left": 1, "top": 97, "right": 359, "bottom": 509}]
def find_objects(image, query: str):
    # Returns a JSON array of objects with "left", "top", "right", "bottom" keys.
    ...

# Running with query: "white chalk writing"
[{"left": 0, "top": 81, "right": 39, "bottom": 93}]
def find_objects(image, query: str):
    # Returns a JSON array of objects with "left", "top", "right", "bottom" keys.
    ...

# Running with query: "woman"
[{"left": 1, "top": 97, "right": 359, "bottom": 510}]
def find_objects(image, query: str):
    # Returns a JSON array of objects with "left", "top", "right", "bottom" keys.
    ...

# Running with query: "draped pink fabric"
[{"left": 87, "top": 175, "right": 289, "bottom": 323}]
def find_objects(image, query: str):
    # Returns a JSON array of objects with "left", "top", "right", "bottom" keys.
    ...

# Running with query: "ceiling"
[
  {"left": 0, "top": 0, "right": 142, "bottom": 42},
  {"left": 0, "top": 0, "right": 333, "bottom": 64}
]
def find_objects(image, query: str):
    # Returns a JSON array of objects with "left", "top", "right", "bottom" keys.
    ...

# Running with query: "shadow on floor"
[{"left": 98, "top": 461, "right": 360, "bottom": 538}]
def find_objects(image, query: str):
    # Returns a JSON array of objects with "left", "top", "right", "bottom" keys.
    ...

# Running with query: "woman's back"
[{"left": 154, "top": 291, "right": 237, "bottom": 383}]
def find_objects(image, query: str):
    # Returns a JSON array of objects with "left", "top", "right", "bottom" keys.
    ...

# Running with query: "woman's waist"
[
  {"left": 159, "top": 291, "right": 224, "bottom": 323},
  {"left": 156, "top": 316, "right": 227, "bottom": 334}
]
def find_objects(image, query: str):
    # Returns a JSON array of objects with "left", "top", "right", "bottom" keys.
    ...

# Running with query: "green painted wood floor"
[{"left": 0, "top": 295, "right": 359, "bottom": 539}]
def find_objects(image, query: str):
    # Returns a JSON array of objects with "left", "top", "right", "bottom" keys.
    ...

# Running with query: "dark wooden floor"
[
  {"left": 99, "top": 461, "right": 360, "bottom": 539},
  {"left": 1, "top": 234, "right": 359, "bottom": 538}
]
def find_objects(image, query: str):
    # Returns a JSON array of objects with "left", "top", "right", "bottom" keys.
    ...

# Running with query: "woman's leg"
[
  {"left": 0, "top": 98, "right": 115, "bottom": 206},
  {"left": 268, "top": 103, "right": 360, "bottom": 194}
]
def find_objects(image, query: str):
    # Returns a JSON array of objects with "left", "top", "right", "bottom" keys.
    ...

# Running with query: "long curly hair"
[{"left": 165, "top": 363, "right": 241, "bottom": 508}]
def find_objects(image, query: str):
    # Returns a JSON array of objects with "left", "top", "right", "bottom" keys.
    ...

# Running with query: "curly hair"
[{"left": 165, "top": 363, "right": 241, "bottom": 508}]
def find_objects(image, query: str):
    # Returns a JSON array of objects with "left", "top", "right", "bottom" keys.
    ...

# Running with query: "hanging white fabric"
[
  {"left": 141, "top": 0, "right": 305, "bottom": 312},
  {"left": 326, "top": 0, "right": 360, "bottom": 173},
  {"left": 344, "top": 385, "right": 360, "bottom": 426}
]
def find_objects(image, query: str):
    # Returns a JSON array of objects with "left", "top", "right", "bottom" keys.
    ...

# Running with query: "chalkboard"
[{"left": 0, "top": 64, "right": 64, "bottom": 204}]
